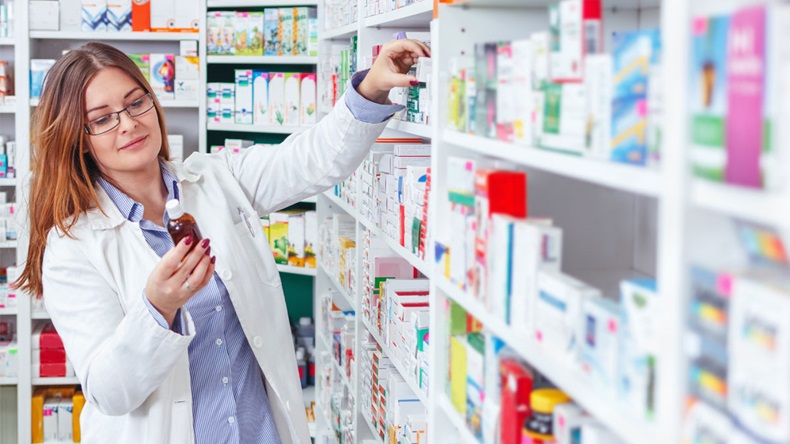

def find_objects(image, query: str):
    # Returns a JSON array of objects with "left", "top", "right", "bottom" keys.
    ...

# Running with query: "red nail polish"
[
  {"left": 184, "top": 236, "right": 193, "bottom": 246},
  {"left": 205, "top": 247, "right": 211, "bottom": 256},
  {"left": 201, "top": 239, "right": 210, "bottom": 248},
  {"left": 409, "top": 80, "right": 419, "bottom": 86},
  {"left": 210, "top": 256, "right": 216, "bottom": 264}
]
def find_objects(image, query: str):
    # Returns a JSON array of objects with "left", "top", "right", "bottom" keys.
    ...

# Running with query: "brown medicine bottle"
[{"left": 165, "top": 199, "right": 203, "bottom": 250}]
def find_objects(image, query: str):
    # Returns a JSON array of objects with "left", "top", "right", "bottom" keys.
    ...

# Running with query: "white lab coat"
[{"left": 42, "top": 98, "right": 387, "bottom": 444}]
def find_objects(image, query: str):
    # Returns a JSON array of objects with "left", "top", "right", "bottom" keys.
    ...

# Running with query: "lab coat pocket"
[
  {"left": 234, "top": 219, "right": 281, "bottom": 287},
  {"left": 168, "top": 400, "right": 194, "bottom": 444}
]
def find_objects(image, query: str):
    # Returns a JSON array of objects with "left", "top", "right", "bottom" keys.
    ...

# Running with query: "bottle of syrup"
[{"left": 165, "top": 199, "right": 203, "bottom": 250}]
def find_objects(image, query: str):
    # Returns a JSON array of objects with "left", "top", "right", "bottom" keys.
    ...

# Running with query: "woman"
[{"left": 17, "top": 39, "right": 429, "bottom": 443}]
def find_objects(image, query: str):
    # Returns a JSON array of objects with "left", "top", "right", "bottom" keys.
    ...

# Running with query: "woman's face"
[{"left": 83, "top": 67, "right": 163, "bottom": 181}]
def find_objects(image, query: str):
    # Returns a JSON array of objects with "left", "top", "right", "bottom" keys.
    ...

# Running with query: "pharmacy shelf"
[
  {"left": 207, "top": 55, "right": 318, "bottom": 64},
  {"left": 444, "top": 0, "right": 659, "bottom": 8},
  {"left": 31, "top": 311, "right": 50, "bottom": 320},
  {"left": 691, "top": 180, "right": 790, "bottom": 228},
  {"left": 0, "top": 241, "right": 17, "bottom": 248},
  {"left": 0, "top": 105, "right": 13, "bottom": 113},
  {"left": 362, "top": 412, "right": 382, "bottom": 443},
  {"left": 438, "top": 394, "right": 479, "bottom": 444},
  {"left": 0, "top": 179, "right": 16, "bottom": 186},
  {"left": 0, "top": 308, "right": 16, "bottom": 316},
  {"left": 435, "top": 277, "right": 660, "bottom": 444},
  {"left": 364, "top": 2, "right": 433, "bottom": 28},
  {"left": 32, "top": 377, "right": 80, "bottom": 386},
  {"left": 319, "top": 262, "right": 354, "bottom": 310},
  {"left": 322, "top": 191, "right": 357, "bottom": 218},
  {"left": 29, "top": 31, "right": 200, "bottom": 41},
  {"left": 320, "top": 23, "right": 357, "bottom": 41},
  {"left": 303, "top": 385, "right": 317, "bottom": 439},
  {"left": 207, "top": 122, "right": 309, "bottom": 134},
  {"left": 0, "top": 377, "right": 17, "bottom": 385},
  {"left": 386, "top": 119, "right": 432, "bottom": 139},
  {"left": 0, "top": 38, "right": 14, "bottom": 45},
  {"left": 323, "top": 191, "right": 431, "bottom": 277},
  {"left": 444, "top": 129, "right": 662, "bottom": 198},
  {"left": 208, "top": 0, "right": 318, "bottom": 6},
  {"left": 357, "top": 215, "right": 431, "bottom": 278},
  {"left": 362, "top": 318, "right": 428, "bottom": 406},
  {"left": 29, "top": 98, "right": 197, "bottom": 108},
  {"left": 277, "top": 264, "right": 317, "bottom": 276},
  {"left": 331, "top": 353, "right": 352, "bottom": 392}
]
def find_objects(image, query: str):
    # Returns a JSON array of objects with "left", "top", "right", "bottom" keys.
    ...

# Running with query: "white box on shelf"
[
  {"left": 60, "top": 0, "right": 82, "bottom": 31},
  {"left": 149, "top": 54, "right": 175, "bottom": 101},
  {"left": 235, "top": 69, "right": 254, "bottom": 125},
  {"left": 43, "top": 398, "right": 60, "bottom": 441},
  {"left": 167, "top": 135, "right": 183, "bottom": 161},
  {"left": 151, "top": 0, "right": 198, "bottom": 32},
  {"left": 284, "top": 73, "right": 301, "bottom": 127},
  {"left": 300, "top": 73, "right": 316, "bottom": 126},
  {"left": 180, "top": 40, "right": 198, "bottom": 57},
  {"left": 29, "top": 1, "right": 60, "bottom": 31},
  {"left": 252, "top": 71, "right": 269, "bottom": 126},
  {"left": 174, "top": 56, "right": 199, "bottom": 101},
  {"left": 534, "top": 269, "right": 600, "bottom": 355},
  {"left": 57, "top": 398, "right": 73, "bottom": 441}
]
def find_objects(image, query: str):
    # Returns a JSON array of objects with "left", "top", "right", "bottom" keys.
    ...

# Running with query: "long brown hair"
[{"left": 17, "top": 42, "right": 171, "bottom": 295}]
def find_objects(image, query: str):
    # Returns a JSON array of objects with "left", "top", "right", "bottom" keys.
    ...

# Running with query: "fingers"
[
  {"left": 172, "top": 238, "right": 211, "bottom": 282},
  {"left": 389, "top": 39, "right": 431, "bottom": 58},
  {"left": 155, "top": 236, "right": 194, "bottom": 277},
  {"left": 190, "top": 253, "right": 216, "bottom": 291},
  {"left": 389, "top": 72, "right": 420, "bottom": 88}
]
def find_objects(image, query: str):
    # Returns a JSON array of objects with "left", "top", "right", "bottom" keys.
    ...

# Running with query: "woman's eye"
[
  {"left": 129, "top": 99, "right": 144, "bottom": 109},
  {"left": 93, "top": 115, "right": 111, "bottom": 126}
]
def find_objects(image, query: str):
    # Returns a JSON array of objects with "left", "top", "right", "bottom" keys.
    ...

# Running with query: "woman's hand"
[
  {"left": 144, "top": 236, "right": 216, "bottom": 327},
  {"left": 357, "top": 38, "right": 431, "bottom": 104}
]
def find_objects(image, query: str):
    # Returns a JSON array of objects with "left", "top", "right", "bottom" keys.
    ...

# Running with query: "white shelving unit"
[
  {"left": 206, "top": 55, "right": 318, "bottom": 64},
  {"left": 30, "top": 377, "right": 80, "bottom": 386},
  {"left": 0, "top": 37, "right": 14, "bottom": 45},
  {"left": 207, "top": 122, "right": 309, "bottom": 134},
  {"left": 28, "top": 31, "right": 200, "bottom": 41},
  {"left": 313, "top": 1, "right": 435, "bottom": 440},
  {"left": 0, "top": 104, "right": 14, "bottom": 113},
  {"left": 276, "top": 264, "right": 317, "bottom": 276},
  {"left": 207, "top": 0, "right": 318, "bottom": 6}
]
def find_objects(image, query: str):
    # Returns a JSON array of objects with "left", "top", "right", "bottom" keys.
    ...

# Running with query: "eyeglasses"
[{"left": 84, "top": 93, "right": 156, "bottom": 136}]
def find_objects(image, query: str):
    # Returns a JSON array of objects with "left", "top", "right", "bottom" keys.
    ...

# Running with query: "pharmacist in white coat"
[{"left": 18, "top": 39, "right": 429, "bottom": 444}]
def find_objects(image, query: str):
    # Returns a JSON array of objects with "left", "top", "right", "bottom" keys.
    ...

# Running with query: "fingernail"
[
  {"left": 185, "top": 236, "right": 193, "bottom": 246},
  {"left": 205, "top": 246, "right": 211, "bottom": 256},
  {"left": 201, "top": 239, "right": 210, "bottom": 248},
  {"left": 210, "top": 256, "right": 216, "bottom": 264},
  {"left": 409, "top": 80, "right": 419, "bottom": 86}
]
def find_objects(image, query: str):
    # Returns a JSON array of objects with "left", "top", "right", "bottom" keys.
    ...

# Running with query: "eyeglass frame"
[{"left": 83, "top": 92, "right": 157, "bottom": 136}]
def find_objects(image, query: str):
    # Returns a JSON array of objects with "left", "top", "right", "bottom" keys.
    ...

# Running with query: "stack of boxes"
[
  {"left": 262, "top": 210, "right": 318, "bottom": 269},
  {"left": 207, "top": 8, "right": 317, "bottom": 57},
  {"left": 435, "top": 156, "right": 661, "bottom": 424},
  {"left": 446, "top": 0, "right": 663, "bottom": 168},
  {"left": 128, "top": 45, "right": 199, "bottom": 103},
  {"left": 319, "top": 36, "right": 357, "bottom": 111},
  {"left": 0, "top": 0, "right": 14, "bottom": 38},
  {"left": 324, "top": 0, "right": 356, "bottom": 31},
  {"left": 364, "top": 0, "right": 429, "bottom": 18},
  {"left": 32, "top": 321, "right": 74, "bottom": 379},
  {"left": 32, "top": 388, "right": 85, "bottom": 443},
  {"left": 207, "top": 71, "right": 316, "bottom": 127},
  {"left": 318, "top": 213, "right": 355, "bottom": 286},
  {"left": 28, "top": 0, "right": 199, "bottom": 32}
]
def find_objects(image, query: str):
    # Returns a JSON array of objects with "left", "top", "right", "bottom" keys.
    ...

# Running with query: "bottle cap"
[{"left": 165, "top": 199, "right": 184, "bottom": 219}]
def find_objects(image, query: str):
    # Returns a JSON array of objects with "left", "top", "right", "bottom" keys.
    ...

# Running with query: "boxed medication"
[
  {"left": 235, "top": 69, "right": 254, "bottom": 125},
  {"left": 287, "top": 211, "right": 306, "bottom": 267},
  {"left": 284, "top": 73, "right": 301, "bottom": 126},
  {"left": 264, "top": 8, "right": 279, "bottom": 56},
  {"left": 151, "top": 0, "right": 199, "bottom": 32},
  {"left": 30, "top": 59, "right": 56, "bottom": 99},
  {"left": 584, "top": 54, "right": 612, "bottom": 158},
  {"left": 174, "top": 56, "right": 199, "bottom": 101},
  {"left": 60, "top": 0, "right": 82, "bottom": 31},
  {"left": 167, "top": 135, "right": 183, "bottom": 161},
  {"left": 235, "top": 11, "right": 264, "bottom": 56},
  {"left": 106, "top": 0, "right": 131, "bottom": 32},
  {"left": 29, "top": 1, "right": 59, "bottom": 31},
  {"left": 548, "top": 0, "right": 602, "bottom": 82},
  {"left": 81, "top": 0, "right": 106, "bottom": 31},
  {"left": 268, "top": 72, "right": 285, "bottom": 125},
  {"left": 299, "top": 73, "right": 316, "bottom": 126},
  {"left": 149, "top": 54, "right": 175, "bottom": 101},
  {"left": 619, "top": 278, "right": 658, "bottom": 419},
  {"left": 278, "top": 7, "right": 294, "bottom": 56},
  {"left": 535, "top": 270, "right": 600, "bottom": 355},
  {"left": 578, "top": 296, "right": 622, "bottom": 392},
  {"left": 131, "top": 0, "right": 149, "bottom": 31},
  {"left": 219, "top": 82, "right": 235, "bottom": 124},
  {"left": 180, "top": 40, "right": 198, "bottom": 57},
  {"left": 269, "top": 212, "right": 289, "bottom": 265},
  {"left": 129, "top": 53, "right": 150, "bottom": 82},
  {"left": 252, "top": 71, "right": 269, "bottom": 126}
]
